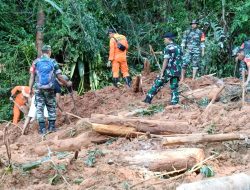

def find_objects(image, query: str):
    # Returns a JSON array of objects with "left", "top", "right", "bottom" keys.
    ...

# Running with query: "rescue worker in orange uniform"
[
  {"left": 10, "top": 86, "right": 30, "bottom": 125},
  {"left": 107, "top": 28, "right": 131, "bottom": 87}
]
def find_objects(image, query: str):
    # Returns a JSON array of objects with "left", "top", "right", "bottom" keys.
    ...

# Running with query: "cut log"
[
  {"left": 92, "top": 123, "right": 144, "bottom": 137},
  {"left": 181, "top": 85, "right": 221, "bottom": 102},
  {"left": 90, "top": 114, "right": 190, "bottom": 135},
  {"left": 33, "top": 131, "right": 107, "bottom": 156},
  {"left": 132, "top": 75, "right": 143, "bottom": 93},
  {"left": 162, "top": 133, "right": 250, "bottom": 146},
  {"left": 177, "top": 173, "right": 250, "bottom": 190},
  {"left": 143, "top": 58, "right": 151, "bottom": 75},
  {"left": 115, "top": 148, "right": 205, "bottom": 172}
]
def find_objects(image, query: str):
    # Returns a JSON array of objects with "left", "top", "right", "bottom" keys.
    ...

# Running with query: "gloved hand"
[
  {"left": 106, "top": 60, "right": 111, "bottom": 68},
  {"left": 9, "top": 96, "right": 13, "bottom": 101}
]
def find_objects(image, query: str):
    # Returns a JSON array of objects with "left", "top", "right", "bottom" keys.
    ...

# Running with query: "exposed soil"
[{"left": 1, "top": 72, "right": 250, "bottom": 190}]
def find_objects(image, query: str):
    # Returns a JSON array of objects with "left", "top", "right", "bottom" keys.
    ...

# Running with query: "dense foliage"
[{"left": 0, "top": 0, "right": 248, "bottom": 121}]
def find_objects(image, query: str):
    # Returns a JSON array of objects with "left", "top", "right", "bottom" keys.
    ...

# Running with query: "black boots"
[
  {"left": 38, "top": 122, "right": 46, "bottom": 135},
  {"left": 39, "top": 121, "right": 56, "bottom": 135},
  {"left": 143, "top": 96, "right": 152, "bottom": 104},
  {"left": 113, "top": 78, "right": 119, "bottom": 87},
  {"left": 113, "top": 77, "right": 131, "bottom": 87},
  {"left": 124, "top": 76, "right": 132, "bottom": 87},
  {"left": 48, "top": 120, "right": 56, "bottom": 132}
]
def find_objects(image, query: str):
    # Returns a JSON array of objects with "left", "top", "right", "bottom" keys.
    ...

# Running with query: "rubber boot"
[
  {"left": 142, "top": 96, "right": 152, "bottom": 104},
  {"left": 180, "top": 69, "right": 186, "bottom": 82},
  {"left": 113, "top": 78, "right": 119, "bottom": 87},
  {"left": 124, "top": 76, "right": 132, "bottom": 87},
  {"left": 48, "top": 120, "right": 56, "bottom": 132},
  {"left": 192, "top": 68, "right": 198, "bottom": 80},
  {"left": 38, "top": 122, "right": 46, "bottom": 135}
]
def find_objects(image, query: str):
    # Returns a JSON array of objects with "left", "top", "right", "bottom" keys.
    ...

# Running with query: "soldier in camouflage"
[
  {"left": 239, "top": 39, "right": 250, "bottom": 84},
  {"left": 143, "top": 32, "right": 182, "bottom": 105},
  {"left": 180, "top": 19, "right": 205, "bottom": 81},
  {"left": 29, "top": 45, "right": 72, "bottom": 134}
]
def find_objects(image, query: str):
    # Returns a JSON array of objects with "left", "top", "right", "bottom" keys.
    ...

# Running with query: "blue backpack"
[{"left": 35, "top": 58, "right": 55, "bottom": 89}]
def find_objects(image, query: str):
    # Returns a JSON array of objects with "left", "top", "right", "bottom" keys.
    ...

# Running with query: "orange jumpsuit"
[
  {"left": 108, "top": 33, "right": 129, "bottom": 78},
  {"left": 11, "top": 86, "right": 30, "bottom": 124}
]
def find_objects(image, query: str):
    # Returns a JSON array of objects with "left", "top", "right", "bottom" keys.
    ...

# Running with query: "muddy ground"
[{"left": 1, "top": 72, "right": 250, "bottom": 190}]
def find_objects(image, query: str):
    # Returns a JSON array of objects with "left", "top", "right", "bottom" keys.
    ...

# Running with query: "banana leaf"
[
  {"left": 70, "top": 62, "right": 76, "bottom": 79},
  {"left": 78, "top": 61, "right": 85, "bottom": 79},
  {"left": 43, "top": 0, "right": 63, "bottom": 14}
]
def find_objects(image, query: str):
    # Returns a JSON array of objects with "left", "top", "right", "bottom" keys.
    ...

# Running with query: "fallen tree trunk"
[
  {"left": 177, "top": 173, "right": 250, "bottom": 190},
  {"left": 181, "top": 85, "right": 221, "bottom": 102},
  {"left": 90, "top": 114, "right": 190, "bottom": 135},
  {"left": 115, "top": 148, "right": 205, "bottom": 172},
  {"left": 57, "top": 119, "right": 92, "bottom": 140},
  {"left": 33, "top": 131, "right": 107, "bottom": 156},
  {"left": 162, "top": 133, "right": 249, "bottom": 146}
]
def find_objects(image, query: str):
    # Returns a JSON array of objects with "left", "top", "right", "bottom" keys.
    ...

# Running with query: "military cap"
[
  {"left": 42, "top": 45, "right": 51, "bottom": 51},
  {"left": 162, "top": 32, "right": 176, "bottom": 39},
  {"left": 107, "top": 28, "right": 116, "bottom": 34},
  {"left": 190, "top": 19, "right": 199, "bottom": 25}
]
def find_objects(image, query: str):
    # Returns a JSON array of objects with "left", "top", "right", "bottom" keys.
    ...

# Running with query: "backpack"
[
  {"left": 113, "top": 37, "right": 127, "bottom": 51},
  {"left": 35, "top": 58, "right": 55, "bottom": 89}
]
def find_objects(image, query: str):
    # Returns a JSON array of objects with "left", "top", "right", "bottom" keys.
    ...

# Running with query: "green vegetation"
[{"left": 0, "top": 0, "right": 249, "bottom": 121}]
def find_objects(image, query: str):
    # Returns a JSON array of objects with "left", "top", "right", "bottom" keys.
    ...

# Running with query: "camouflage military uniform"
[
  {"left": 145, "top": 42, "right": 182, "bottom": 104},
  {"left": 30, "top": 55, "right": 61, "bottom": 123},
  {"left": 181, "top": 28, "right": 205, "bottom": 70},
  {"left": 239, "top": 40, "right": 250, "bottom": 77}
]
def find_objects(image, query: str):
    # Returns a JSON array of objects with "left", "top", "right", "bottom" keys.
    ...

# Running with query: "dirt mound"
[{"left": 1, "top": 73, "right": 250, "bottom": 189}]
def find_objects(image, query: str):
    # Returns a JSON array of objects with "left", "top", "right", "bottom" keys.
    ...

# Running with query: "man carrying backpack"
[
  {"left": 107, "top": 28, "right": 131, "bottom": 87},
  {"left": 29, "top": 45, "right": 72, "bottom": 134}
]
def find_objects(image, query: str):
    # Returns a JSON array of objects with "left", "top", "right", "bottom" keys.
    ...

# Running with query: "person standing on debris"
[
  {"left": 143, "top": 32, "right": 182, "bottom": 105},
  {"left": 239, "top": 39, "right": 250, "bottom": 84},
  {"left": 22, "top": 75, "right": 71, "bottom": 135},
  {"left": 10, "top": 86, "right": 30, "bottom": 125},
  {"left": 29, "top": 45, "right": 72, "bottom": 134},
  {"left": 107, "top": 28, "right": 131, "bottom": 87},
  {"left": 22, "top": 95, "right": 49, "bottom": 135},
  {"left": 180, "top": 19, "right": 205, "bottom": 81}
]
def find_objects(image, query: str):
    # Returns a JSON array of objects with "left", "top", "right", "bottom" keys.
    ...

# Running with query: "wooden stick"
[
  {"left": 242, "top": 71, "right": 246, "bottom": 107},
  {"left": 150, "top": 154, "right": 218, "bottom": 186},
  {"left": 47, "top": 146, "right": 71, "bottom": 186},
  {"left": 205, "top": 85, "right": 225, "bottom": 111},
  {"left": 3, "top": 123, "right": 11, "bottom": 166},
  {"left": 130, "top": 167, "right": 187, "bottom": 189},
  {"left": 149, "top": 45, "right": 161, "bottom": 70},
  {"left": 65, "top": 112, "right": 83, "bottom": 120}
]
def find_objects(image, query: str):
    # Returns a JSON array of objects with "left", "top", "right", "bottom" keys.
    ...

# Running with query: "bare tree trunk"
[
  {"left": 162, "top": 133, "right": 250, "bottom": 146},
  {"left": 116, "top": 148, "right": 205, "bottom": 172},
  {"left": 221, "top": 0, "right": 227, "bottom": 32},
  {"left": 36, "top": 9, "right": 45, "bottom": 57},
  {"left": 90, "top": 114, "right": 190, "bottom": 135}
]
